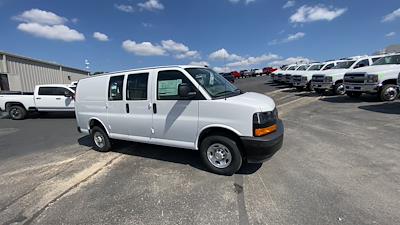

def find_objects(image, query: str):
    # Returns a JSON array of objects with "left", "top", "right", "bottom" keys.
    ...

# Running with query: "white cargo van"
[{"left": 75, "top": 66, "right": 284, "bottom": 175}]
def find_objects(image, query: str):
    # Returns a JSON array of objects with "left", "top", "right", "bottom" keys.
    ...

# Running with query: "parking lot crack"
[{"left": 234, "top": 174, "right": 250, "bottom": 225}]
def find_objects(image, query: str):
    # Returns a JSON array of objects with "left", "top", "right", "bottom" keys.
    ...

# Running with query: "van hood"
[
  {"left": 349, "top": 64, "right": 400, "bottom": 74},
  {"left": 227, "top": 92, "right": 275, "bottom": 112}
]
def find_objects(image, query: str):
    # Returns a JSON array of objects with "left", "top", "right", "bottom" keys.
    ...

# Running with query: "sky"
[{"left": 1, "top": 0, "right": 400, "bottom": 73}]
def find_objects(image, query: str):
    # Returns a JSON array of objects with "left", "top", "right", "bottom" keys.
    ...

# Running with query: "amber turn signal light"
[{"left": 254, "top": 124, "right": 277, "bottom": 137}]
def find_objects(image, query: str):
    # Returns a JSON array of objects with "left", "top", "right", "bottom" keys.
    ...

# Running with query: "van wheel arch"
[
  {"left": 89, "top": 119, "right": 108, "bottom": 134},
  {"left": 198, "top": 127, "right": 243, "bottom": 154}
]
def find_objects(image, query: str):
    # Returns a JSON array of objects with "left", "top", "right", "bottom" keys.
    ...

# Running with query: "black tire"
[
  {"left": 295, "top": 86, "right": 304, "bottom": 91},
  {"left": 90, "top": 126, "right": 111, "bottom": 152},
  {"left": 334, "top": 82, "right": 345, "bottom": 95},
  {"left": 346, "top": 91, "right": 362, "bottom": 98},
  {"left": 306, "top": 82, "right": 314, "bottom": 92},
  {"left": 8, "top": 105, "right": 27, "bottom": 120},
  {"left": 379, "top": 84, "right": 399, "bottom": 101},
  {"left": 314, "top": 89, "right": 325, "bottom": 95},
  {"left": 199, "top": 135, "right": 242, "bottom": 176}
]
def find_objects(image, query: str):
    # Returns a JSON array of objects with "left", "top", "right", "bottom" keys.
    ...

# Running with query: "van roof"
[{"left": 99, "top": 65, "right": 207, "bottom": 76}]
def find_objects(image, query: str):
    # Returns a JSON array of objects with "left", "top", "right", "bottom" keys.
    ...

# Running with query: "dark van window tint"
[
  {"left": 108, "top": 76, "right": 124, "bottom": 101},
  {"left": 38, "top": 87, "right": 70, "bottom": 96},
  {"left": 127, "top": 73, "right": 148, "bottom": 100},
  {"left": 157, "top": 70, "right": 195, "bottom": 100}
]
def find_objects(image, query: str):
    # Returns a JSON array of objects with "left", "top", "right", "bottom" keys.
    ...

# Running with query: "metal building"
[{"left": 0, "top": 51, "right": 89, "bottom": 92}]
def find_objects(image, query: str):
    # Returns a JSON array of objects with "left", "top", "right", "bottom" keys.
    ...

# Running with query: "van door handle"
[
  {"left": 56, "top": 98, "right": 61, "bottom": 100},
  {"left": 153, "top": 103, "right": 157, "bottom": 114},
  {"left": 36, "top": 97, "right": 41, "bottom": 100},
  {"left": 126, "top": 103, "right": 130, "bottom": 113}
]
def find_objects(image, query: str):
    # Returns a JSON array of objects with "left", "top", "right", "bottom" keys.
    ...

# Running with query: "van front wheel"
[
  {"left": 91, "top": 127, "right": 111, "bottom": 152},
  {"left": 200, "top": 135, "right": 242, "bottom": 176}
]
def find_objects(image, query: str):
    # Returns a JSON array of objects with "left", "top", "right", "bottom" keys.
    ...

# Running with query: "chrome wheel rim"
[
  {"left": 10, "top": 108, "right": 20, "bottom": 118},
  {"left": 206, "top": 143, "right": 232, "bottom": 169},
  {"left": 93, "top": 131, "right": 105, "bottom": 148},
  {"left": 336, "top": 84, "right": 345, "bottom": 95},
  {"left": 384, "top": 87, "right": 397, "bottom": 100}
]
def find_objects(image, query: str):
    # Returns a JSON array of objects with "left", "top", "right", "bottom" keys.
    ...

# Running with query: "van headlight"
[
  {"left": 253, "top": 109, "right": 278, "bottom": 137},
  {"left": 366, "top": 74, "right": 378, "bottom": 83}
]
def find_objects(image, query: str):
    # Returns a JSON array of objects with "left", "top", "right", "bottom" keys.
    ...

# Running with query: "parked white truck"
[
  {"left": 343, "top": 54, "right": 400, "bottom": 101},
  {"left": 311, "top": 55, "right": 384, "bottom": 95},
  {"left": 0, "top": 84, "right": 75, "bottom": 120},
  {"left": 291, "top": 60, "right": 338, "bottom": 91}
]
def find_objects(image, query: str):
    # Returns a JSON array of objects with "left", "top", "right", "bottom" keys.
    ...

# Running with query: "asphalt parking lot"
[{"left": 0, "top": 76, "right": 399, "bottom": 225}]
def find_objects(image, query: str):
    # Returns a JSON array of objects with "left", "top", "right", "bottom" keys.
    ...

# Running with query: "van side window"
[
  {"left": 157, "top": 70, "right": 195, "bottom": 100},
  {"left": 126, "top": 73, "right": 148, "bottom": 100},
  {"left": 324, "top": 63, "right": 334, "bottom": 70},
  {"left": 108, "top": 76, "right": 124, "bottom": 101},
  {"left": 372, "top": 57, "right": 381, "bottom": 63}
]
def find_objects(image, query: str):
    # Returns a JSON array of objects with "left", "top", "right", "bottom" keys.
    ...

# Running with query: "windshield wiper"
[{"left": 214, "top": 88, "right": 241, "bottom": 97}]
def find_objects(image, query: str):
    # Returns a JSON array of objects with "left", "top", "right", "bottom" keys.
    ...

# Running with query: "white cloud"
[
  {"left": 138, "top": 0, "right": 164, "bottom": 11},
  {"left": 283, "top": 1, "right": 295, "bottom": 9},
  {"left": 382, "top": 8, "right": 400, "bottom": 22},
  {"left": 161, "top": 39, "right": 200, "bottom": 59},
  {"left": 190, "top": 61, "right": 210, "bottom": 67},
  {"left": 286, "top": 32, "right": 305, "bottom": 41},
  {"left": 122, "top": 40, "right": 166, "bottom": 56},
  {"left": 245, "top": 0, "right": 256, "bottom": 4},
  {"left": 209, "top": 48, "right": 243, "bottom": 61},
  {"left": 269, "top": 57, "right": 312, "bottom": 66},
  {"left": 71, "top": 18, "right": 79, "bottom": 24},
  {"left": 228, "top": 0, "right": 240, "bottom": 3},
  {"left": 290, "top": 5, "right": 347, "bottom": 23},
  {"left": 114, "top": 4, "right": 135, "bottom": 13},
  {"left": 14, "top": 8, "right": 67, "bottom": 25},
  {"left": 17, "top": 23, "right": 85, "bottom": 42},
  {"left": 161, "top": 40, "right": 189, "bottom": 52},
  {"left": 227, "top": 53, "right": 280, "bottom": 67},
  {"left": 269, "top": 32, "right": 305, "bottom": 45},
  {"left": 142, "top": 22, "right": 153, "bottom": 28},
  {"left": 213, "top": 66, "right": 230, "bottom": 73},
  {"left": 93, "top": 32, "right": 109, "bottom": 41},
  {"left": 13, "top": 9, "right": 85, "bottom": 42},
  {"left": 175, "top": 50, "right": 200, "bottom": 59},
  {"left": 386, "top": 32, "right": 396, "bottom": 37}
]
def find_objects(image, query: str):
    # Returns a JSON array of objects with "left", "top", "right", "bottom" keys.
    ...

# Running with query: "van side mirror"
[
  {"left": 178, "top": 83, "right": 196, "bottom": 98},
  {"left": 64, "top": 90, "right": 73, "bottom": 98}
]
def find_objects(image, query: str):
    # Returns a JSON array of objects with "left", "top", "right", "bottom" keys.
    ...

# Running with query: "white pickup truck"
[
  {"left": 311, "top": 55, "right": 385, "bottom": 95},
  {"left": 0, "top": 84, "right": 76, "bottom": 120},
  {"left": 343, "top": 54, "right": 400, "bottom": 101},
  {"left": 291, "top": 60, "right": 338, "bottom": 91}
]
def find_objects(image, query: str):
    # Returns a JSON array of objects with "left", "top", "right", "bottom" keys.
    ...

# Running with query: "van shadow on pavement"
[
  {"left": 78, "top": 136, "right": 262, "bottom": 175},
  {"left": 358, "top": 102, "right": 400, "bottom": 115},
  {"left": 29, "top": 112, "right": 76, "bottom": 119}
]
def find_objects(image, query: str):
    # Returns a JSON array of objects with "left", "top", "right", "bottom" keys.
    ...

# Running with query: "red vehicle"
[
  {"left": 262, "top": 67, "right": 277, "bottom": 75},
  {"left": 231, "top": 71, "right": 241, "bottom": 79}
]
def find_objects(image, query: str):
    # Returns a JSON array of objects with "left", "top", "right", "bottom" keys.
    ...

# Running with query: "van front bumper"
[{"left": 240, "top": 120, "right": 284, "bottom": 163}]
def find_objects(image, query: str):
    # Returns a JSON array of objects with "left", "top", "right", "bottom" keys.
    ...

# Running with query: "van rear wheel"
[
  {"left": 91, "top": 126, "right": 111, "bottom": 152},
  {"left": 200, "top": 135, "right": 242, "bottom": 176}
]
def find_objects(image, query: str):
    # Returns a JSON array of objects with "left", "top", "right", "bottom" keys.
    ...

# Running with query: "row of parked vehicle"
[{"left": 271, "top": 53, "right": 400, "bottom": 102}]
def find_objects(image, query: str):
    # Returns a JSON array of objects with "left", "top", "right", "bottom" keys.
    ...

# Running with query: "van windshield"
[
  {"left": 372, "top": 55, "right": 400, "bottom": 65},
  {"left": 185, "top": 68, "right": 241, "bottom": 99},
  {"left": 332, "top": 61, "right": 356, "bottom": 69}
]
